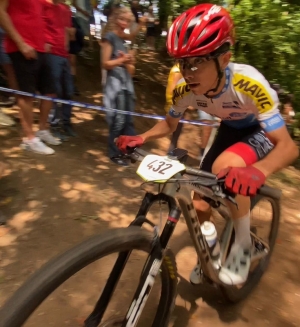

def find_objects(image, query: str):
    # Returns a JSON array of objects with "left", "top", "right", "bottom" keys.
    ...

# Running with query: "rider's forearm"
[
  {"left": 140, "top": 120, "right": 175, "bottom": 142},
  {"left": 0, "top": 10, "right": 24, "bottom": 50},
  {"left": 253, "top": 140, "right": 299, "bottom": 177}
]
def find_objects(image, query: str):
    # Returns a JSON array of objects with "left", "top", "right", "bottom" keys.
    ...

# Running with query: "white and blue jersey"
[{"left": 170, "top": 62, "right": 285, "bottom": 133}]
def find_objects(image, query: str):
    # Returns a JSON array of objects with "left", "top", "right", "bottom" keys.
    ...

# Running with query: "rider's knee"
[
  {"left": 211, "top": 151, "right": 246, "bottom": 175},
  {"left": 193, "top": 193, "right": 211, "bottom": 212}
]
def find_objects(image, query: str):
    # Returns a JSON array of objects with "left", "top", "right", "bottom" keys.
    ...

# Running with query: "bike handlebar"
[{"left": 128, "top": 148, "right": 282, "bottom": 200}]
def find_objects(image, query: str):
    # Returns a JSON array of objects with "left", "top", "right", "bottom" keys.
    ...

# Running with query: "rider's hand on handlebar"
[
  {"left": 115, "top": 135, "right": 144, "bottom": 153},
  {"left": 217, "top": 166, "right": 266, "bottom": 196}
]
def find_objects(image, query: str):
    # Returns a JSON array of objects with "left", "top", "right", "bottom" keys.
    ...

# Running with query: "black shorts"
[
  {"left": 201, "top": 122, "right": 274, "bottom": 172},
  {"left": 9, "top": 52, "right": 55, "bottom": 95},
  {"left": 146, "top": 27, "right": 156, "bottom": 37}
]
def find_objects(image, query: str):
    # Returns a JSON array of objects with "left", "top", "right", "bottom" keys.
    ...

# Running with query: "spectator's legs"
[
  {"left": 69, "top": 54, "right": 80, "bottom": 95},
  {"left": 17, "top": 95, "right": 35, "bottom": 139}
]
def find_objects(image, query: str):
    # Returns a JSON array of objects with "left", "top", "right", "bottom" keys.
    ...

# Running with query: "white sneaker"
[
  {"left": 0, "top": 110, "right": 15, "bottom": 126},
  {"left": 190, "top": 262, "right": 203, "bottom": 285},
  {"left": 218, "top": 244, "right": 252, "bottom": 285},
  {"left": 36, "top": 130, "right": 61, "bottom": 146},
  {"left": 20, "top": 137, "right": 55, "bottom": 155}
]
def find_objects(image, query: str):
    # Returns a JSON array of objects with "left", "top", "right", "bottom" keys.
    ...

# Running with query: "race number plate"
[{"left": 136, "top": 155, "right": 186, "bottom": 182}]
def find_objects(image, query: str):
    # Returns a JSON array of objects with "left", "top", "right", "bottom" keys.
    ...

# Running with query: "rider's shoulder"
[
  {"left": 229, "top": 62, "right": 278, "bottom": 113},
  {"left": 172, "top": 78, "right": 192, "bottom": 105},
  {"left": 230, "top": 62, "right": 271, "bottom": 90}
]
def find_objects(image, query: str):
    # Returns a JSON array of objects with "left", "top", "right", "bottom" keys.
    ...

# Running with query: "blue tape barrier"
[{"left": 0, "top": 86, "right": 219, "bottom": 127}]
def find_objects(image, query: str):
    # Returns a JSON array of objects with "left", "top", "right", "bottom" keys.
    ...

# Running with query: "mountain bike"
[{"left": 0, "top": 147, "right": 281, "bottom": 327}]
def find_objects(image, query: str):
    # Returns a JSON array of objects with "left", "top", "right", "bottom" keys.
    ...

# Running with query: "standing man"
[
  {"left": 43, "top": 0, "right": 76, "bottom": 137},
  {"left": 72, "top": 0, "right": 93, "bottom": 57},
  {"left": 0, "top": 0, "right": 61, "bottom": 155}
]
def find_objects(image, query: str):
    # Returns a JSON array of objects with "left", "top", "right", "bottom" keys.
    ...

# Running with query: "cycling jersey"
[{"left": 169, "top": 62, "right": 285, "bottom": 133}]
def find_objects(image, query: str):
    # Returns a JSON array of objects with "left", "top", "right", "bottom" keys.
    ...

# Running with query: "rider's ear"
[{"left": 220, "top": 51, "right": 231, "bottom": 70}]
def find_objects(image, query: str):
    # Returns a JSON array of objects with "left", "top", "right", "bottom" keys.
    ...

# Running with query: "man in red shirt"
[
  {"left": 43, "top": 0, "right": 76, "bottom": 137},
  {"left": 0, "top": 0, "right": 61, "bottom": 155}
]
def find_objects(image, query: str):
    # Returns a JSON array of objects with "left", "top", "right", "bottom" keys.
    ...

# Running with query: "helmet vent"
[
  {"left": 207, "top": 16, "right": 222, "bottom": 25},
  {"left": 198, "top": 30, "right": 220, "bottom": 48},
  {"left": 183, "top": 12, "right": 203, "bottom": 46}
]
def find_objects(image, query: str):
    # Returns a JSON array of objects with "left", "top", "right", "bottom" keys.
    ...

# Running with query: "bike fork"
[
  {"left": 84, "top": 193, "right": 177, "bottom": 327},
  {"left": 122, "top": 206, "right": 181, "bottom": 327}
]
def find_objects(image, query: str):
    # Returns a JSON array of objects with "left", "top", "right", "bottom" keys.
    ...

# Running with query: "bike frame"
[{"left": 84, "top": 172, "right": 235, "bottom": 327}]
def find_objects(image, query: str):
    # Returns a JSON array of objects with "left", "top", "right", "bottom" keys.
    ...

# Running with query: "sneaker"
[
  {"left": 218, "top": 244, "right": 252, "bottom": 285},
  {"left": 0, "top": 111, "right": 15, "bottom": 126},
  {"left": 51, "top": 127, "right": 69, "bottom": 142},
  {"left": 110, "top": 155, "right": 129, "bottom": 166},
  {"left": 63, "top": 125, "right": 77, "bottom": 137},
  {"left": 190, "top": 262, "right": 203, "bottom": 285},
  {"left": 36, "top": 130, "right": 61, "bottom": 146},
  {"left": 20, "top": 137, "right": 55, "bottom": 155}
]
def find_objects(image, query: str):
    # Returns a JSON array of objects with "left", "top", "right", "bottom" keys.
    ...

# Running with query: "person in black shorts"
[{"left": 0, "top": 0, "right": 61, "bottom": 155}]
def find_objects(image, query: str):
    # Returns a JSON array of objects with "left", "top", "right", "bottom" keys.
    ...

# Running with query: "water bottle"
[{"left": 200, "top": 221, "right": 220, "bottom": 261}]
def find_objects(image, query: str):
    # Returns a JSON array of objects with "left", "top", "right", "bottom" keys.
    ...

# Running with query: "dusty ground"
[{"left": 0, "top": 46, "right": 299, "bottom": 327}]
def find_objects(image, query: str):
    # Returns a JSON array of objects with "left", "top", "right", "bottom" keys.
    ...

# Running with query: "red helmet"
[{"left": 167, "top": 4, "right": 235, "bottom": 58}]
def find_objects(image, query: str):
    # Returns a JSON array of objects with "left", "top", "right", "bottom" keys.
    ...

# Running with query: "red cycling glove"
[
  {"left": 116, "top": 135, "right": 144, "bottom": 153},
  {"left": 217, "top": 166, "right": 266, "bottom": 196}
]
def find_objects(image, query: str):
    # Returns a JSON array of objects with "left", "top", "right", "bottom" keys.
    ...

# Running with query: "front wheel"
[
  {"left": 220, "top": 195, "right": 280, "bottom": 303},
  {"left": 0, "top": 227, "right": 177, "bottom": 327}
]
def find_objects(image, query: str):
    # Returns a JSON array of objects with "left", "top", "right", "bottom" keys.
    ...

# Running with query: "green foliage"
[{"left": 229, "top": 0, "right": 300, "bottom": 110}]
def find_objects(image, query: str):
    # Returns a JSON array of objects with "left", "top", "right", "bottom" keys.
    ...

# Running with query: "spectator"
[
  {"left": 0, "top": 0, "right": 60, "bottom": 155},
  {"left": 72, "top": 0, "right": 94, "bottom": 58},
  {"left": 101, "top": 6, "right": 136, "bottom": 166},
  {"left": 144, "top": 5, "right": 157, "bottom": 51},
  {"left": 43, "top": 0, "right": 76, "bottom": 138},
  {"left": 0, "top": 28, "right": 16, "bottom": 126},
  {"left": 69, "top": 11, "right": 85, "bottom": 96},
  {"left": 282, "top": 93, "right": 295, "bottom": 137}
]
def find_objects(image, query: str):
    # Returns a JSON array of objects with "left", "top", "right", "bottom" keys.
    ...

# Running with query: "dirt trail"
[{"left": 0, "top": 47, "right": 299, "bottom": 327}]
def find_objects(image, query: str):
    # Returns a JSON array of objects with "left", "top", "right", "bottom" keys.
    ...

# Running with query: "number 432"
[{"left": 147, "top": 160, "right": 173, "bottom": 175}]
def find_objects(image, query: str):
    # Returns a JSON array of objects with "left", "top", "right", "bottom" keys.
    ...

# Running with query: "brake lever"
[{"left": 212, "top": 179, "right": 239, "bottom": 209}]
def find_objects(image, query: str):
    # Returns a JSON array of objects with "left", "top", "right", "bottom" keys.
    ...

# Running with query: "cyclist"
[{"left": 116, "top": 3, "right": 299, "bottom": 285}]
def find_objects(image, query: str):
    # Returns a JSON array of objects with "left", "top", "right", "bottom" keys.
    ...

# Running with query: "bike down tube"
[
  {"left": 122, "top": 205, "right": 181, "bottom": 327},
  {"left": 176, "top": 184, "right": 222, "bottom": 283},
  {"left": 84, "top": 192, "right": 176, "bottom": 326}
]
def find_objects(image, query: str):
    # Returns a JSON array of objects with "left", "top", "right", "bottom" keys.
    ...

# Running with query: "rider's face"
[{"left": 180, "top": 52, "right": 231, "bottom": 95}]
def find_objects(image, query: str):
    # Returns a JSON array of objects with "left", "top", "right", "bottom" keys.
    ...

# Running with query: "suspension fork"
[{"left": 84, "top": 192, "right": 176, "bottom": 327}]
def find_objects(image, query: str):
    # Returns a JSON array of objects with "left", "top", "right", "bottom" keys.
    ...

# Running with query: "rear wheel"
[{"left": 0, "top": 227, "right": 177, "bottom": 327}]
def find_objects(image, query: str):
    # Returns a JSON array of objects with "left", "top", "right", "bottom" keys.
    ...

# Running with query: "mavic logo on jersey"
[
  {"left": 203, "top": 5, "right": 222, "bottom": 21},
  {"left": 233, "top": 74, "right": 274, "bottom": 113},
  {"left": 172, "top": 83, "right": 190, "bottom": 105}
]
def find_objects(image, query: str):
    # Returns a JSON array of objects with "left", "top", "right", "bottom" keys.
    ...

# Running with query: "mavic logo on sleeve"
[
  {"left": 172, "top": 83, "right": 190, "bottom": 105},
  {"left": 233, "top": 74, "right": 274, "bottom": 113}
]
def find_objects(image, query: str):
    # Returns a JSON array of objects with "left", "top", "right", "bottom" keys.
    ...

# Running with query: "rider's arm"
[
  {"left": 139, "top": 115, "right": 182, "bottom": 142},
  {"left": 253, "top": 125, "right": 298, "bottom": 177},
  {"left": 140, "top": 79, "right": 190, "bottom": 142},
  {"left": 0, "top": 0, "right": 25, "bottom": 50}
]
